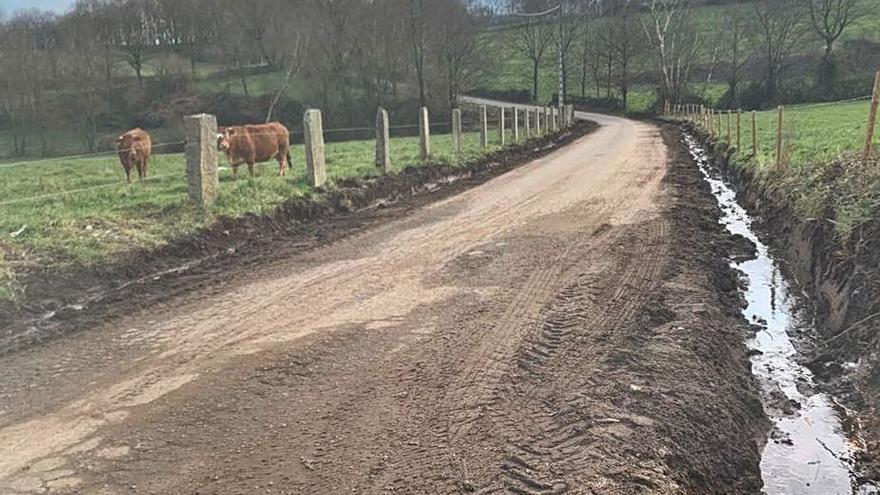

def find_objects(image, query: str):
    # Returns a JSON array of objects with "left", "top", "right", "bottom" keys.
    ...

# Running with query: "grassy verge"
[
  {"left": 0, "top": 127, "right": 532, "bottom": 303},
  {"left": 680, "top": 98, "right": 880, "bottom": 240}
]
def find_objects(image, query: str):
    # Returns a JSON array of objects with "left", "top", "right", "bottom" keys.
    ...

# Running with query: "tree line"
[
  {"left": 0, "top": 0, "right": 489, "bottom": 157},
  {"left": 507, "top": 0, "right": 870, "bottom": 111},
  {"left": 0, "top": 0, "right": 873, "bottom": 158}
]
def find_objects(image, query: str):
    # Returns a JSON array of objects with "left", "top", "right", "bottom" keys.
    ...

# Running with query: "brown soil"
[
  {"left": 684, "top": 124, "right": 880, "bottom": 481},
  {"left": 0, "top": 116, "right": 768, "bottom": 494}
]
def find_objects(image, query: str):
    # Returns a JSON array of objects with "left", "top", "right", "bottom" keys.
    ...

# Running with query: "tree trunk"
[{"left": 532, "top": 60, "right": 540, "bottom": 103}]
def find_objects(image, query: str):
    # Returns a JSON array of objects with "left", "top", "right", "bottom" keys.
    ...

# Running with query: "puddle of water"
[{"left": 684, "top": 134, "right": 879, "bottom": 495}]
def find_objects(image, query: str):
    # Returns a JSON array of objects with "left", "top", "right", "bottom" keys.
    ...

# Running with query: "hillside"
[{"left": 473, "top": 0, "right": 880, "bottom": 111}]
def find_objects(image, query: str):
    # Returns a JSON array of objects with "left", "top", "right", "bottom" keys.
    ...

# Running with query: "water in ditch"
[{"left": 684, "top": 134, "right": 879, "bottom": 495}]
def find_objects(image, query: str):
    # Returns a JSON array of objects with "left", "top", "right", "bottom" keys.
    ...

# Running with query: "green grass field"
[
  {"left": 692, "top": 99, "right": 877, "bottom": 167},
  {"left": 680, "top": 98, "right": 880, "bottom": 240},
  {"left": 0, "top": 124, "right": 541, "bottom": 303}
]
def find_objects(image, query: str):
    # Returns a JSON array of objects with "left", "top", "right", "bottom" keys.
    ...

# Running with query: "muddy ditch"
[
  {"left": 681, "top": 123, "right": 880, "bottom": 492},
  {"left": 0, "top": 122, "right": 598, "bottom": 356}
]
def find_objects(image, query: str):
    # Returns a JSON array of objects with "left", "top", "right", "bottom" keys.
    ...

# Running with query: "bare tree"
[
  {"left": 808, "top": 0, "right": 861, "bottom": 60},
  {"left": 607, "top": 0, "right": 642, "bottom": 110},
  {"left": 754, "top": 0, "right": 807, "bottom": 103},
  {"left": 62, "top": 2, "right": 111, "bottom": 151},
  {"left": 434, "top": 0, "right": 483, "bottom": 109},
  {"left": 643, "top": 0, "right": 702, "bottom": 107},
  {"left": 557, "top": 0, "right": 586, "bottom": 103},
  {"left": 111, "top": 0, "right": 156, "bottom": 87},
  {"left": 265, "top": 33, "right": 304, "bottom": 122},
  {"left": 721, "top": 2, "right": 748, "bottom": 106},
  {"left": 511, "top": 7, "right": 556, "bottom": 102},
  {"left": 407, "top": 0, "right": 430, "bottom": 107},
  {"left": 807, "top": 0, "right": 862, "bottom": 92}
]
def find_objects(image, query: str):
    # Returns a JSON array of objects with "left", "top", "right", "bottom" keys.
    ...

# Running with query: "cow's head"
[
  {"left": 117, "top": 134, "right": 137, "bottom": 160},
  {"left": 217, "top": 127, "right": 235, "bottom": 151}
]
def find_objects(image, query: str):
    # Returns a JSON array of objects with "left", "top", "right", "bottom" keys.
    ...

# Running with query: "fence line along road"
[
  {"left": 668, "top": 75, "right": 880, "bottom": 170},
  {"left": 2, "top": 102, "right": 573, "bottom": 208}
]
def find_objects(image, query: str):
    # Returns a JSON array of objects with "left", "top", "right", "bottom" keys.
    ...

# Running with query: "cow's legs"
[
  {"left": 142, "top": 157, "right": 149, "bottom": 179},
  {"left": 276, "top": 155, "right": 286, "bottom": 176},
  {"left": 247, "top": 162, "right": 255, "bottom": 178},
  {"left": 232, "top": 165, "right": 239, "bottom": 181},
  {"left": 136, "top": 159, "right": 146, "bottom": 180},
  {"left": 124, "top": 164, "right": 132, "bottom": 184}
]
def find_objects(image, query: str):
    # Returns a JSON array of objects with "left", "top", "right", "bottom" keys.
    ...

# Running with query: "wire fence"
[
  {"left": 0, "top": 106, "right": 561, "bottom": 208},
  {"left": 668, "top": 80, "right": 880, "bottom": 171}
]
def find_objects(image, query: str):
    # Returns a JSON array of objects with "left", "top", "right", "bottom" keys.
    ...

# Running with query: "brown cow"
[
  {"left": 117, "top": 128, "right": 152, "bottom": 183},
  {"left": 217, "top": 122, "right": 292, "bottom": 179}
]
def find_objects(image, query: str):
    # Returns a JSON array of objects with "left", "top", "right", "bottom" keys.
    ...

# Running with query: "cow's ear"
[
  {"left": 227, "top": 128, "right": 236, "bottom": 135},
  {"left": 117, "top": 135, "right": 124, "bottom": 142}
]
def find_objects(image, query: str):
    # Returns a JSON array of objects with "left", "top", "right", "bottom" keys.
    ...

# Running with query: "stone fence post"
[
  {"left": 525, "top": 108, "right": 531, "bottom": 138},
  {"left": 452, "top": 108, "right": 463, "bottom": 155},
  {"left": 498, "top": 107, "right": 506, "bottom": 146},
  {"left": 419, "top": 107, "right": 431, "bottom": 161},
  {"left": 513, "top": 108, "right": 520, "bottom": 141},
  {"left": 183, "top": 113, "right": 219, "bottom": 207},
  {"left": 375, "top": 107, "right": 390, "bottom": 173},
  {"left": 480, "top": 106, "right": 488, "bottom": 148},
  {"left": 304, "top": 109, "right": 326, "bottom": 187}
]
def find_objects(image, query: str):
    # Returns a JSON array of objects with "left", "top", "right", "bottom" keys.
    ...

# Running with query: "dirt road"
[{"left": 0, "top": 113, "right": 767, "bottom": 494}]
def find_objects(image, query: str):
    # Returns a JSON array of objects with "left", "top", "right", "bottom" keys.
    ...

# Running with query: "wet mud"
[{"left": 685, "top": 133, "right": 879, "bottom": 495}]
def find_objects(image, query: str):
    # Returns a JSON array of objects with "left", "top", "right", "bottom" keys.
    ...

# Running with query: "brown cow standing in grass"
[
  {"left": 217, "top": 122, "right": 292, "bottom": 179},
  {"left": 116, "top": 128, "right": 152, "bottom": 183}
]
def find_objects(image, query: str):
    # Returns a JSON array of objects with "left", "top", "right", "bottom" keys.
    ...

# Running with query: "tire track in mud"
[{"left": 486, "top": 218, "right": 672, "bottom": 494}]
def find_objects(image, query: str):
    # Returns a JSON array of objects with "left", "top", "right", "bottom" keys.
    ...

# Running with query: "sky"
[{"left": 2, "top": 0, "right": 76, "bottom": 15}]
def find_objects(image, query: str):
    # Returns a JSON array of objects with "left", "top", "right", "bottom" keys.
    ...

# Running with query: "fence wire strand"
[{"left": 0, "top": 172, "right": 181, "bottom": 206}]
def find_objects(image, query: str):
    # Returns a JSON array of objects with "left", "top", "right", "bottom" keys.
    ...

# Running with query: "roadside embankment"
[{"left": 684, "top": 122, "right": 880, "bottom": 480}]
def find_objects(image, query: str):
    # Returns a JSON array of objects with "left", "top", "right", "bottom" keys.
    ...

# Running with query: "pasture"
[
  {"left": 0, "top": 127, "right": 517, "bottom": 303},
  {"left": 749, "top": 99, "right": 877, "bottom": 166},
  {"left": 694, "top": 98, "right": 880, "bottom": 239}
]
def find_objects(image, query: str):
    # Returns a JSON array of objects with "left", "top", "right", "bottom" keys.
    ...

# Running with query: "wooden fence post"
[
  {"left": 710, "top": 109, "right": 715, "bottom": 137},
  {"left": 375, "top": 107, "right": 391, "bottom": 173},
  {"left": 183, "top": 113, "right": 219, "bottom": 207},
  {"left": 303, "top": 109, "right": 326, "bottom": 187},
  {"left": 865, "top": 71, "right": 880, "bottom": 160},
  {"left": 775, "top": 106, "right": 785, "bottom": 170},
  {"left": 419, "top": 106, "right": 431, "bottom": 160},
  {"left": 736, "top": 109, "right": 742, "bottom": 151},
  {"left": 452, "top": 108, "right": 462, "bottom": 156},
  {"left": 536, "top": 109, "right": 542, "bottom": 134},
  {"left": 513, "top": 107, "right": 520, "bottom": 141},
  {"left": 498, "top": 107, "right": 506, "bottom": 146},
  {"left": 480, "top": 105, "right": 488, "bottom": 148},
  {"left": 751, "top": 110, "right": 758, "bottom": 159},
  {"left": 726, "top": 111, "right": 731, "bottom": 143}
]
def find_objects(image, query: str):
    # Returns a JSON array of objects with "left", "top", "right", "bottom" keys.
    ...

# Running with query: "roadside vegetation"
[
  {"left": 0, "top": 127, "right": 523, "bottom": 302},
  {"left": 686, "top": 98, "right": 879, "bottom": 241}
]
